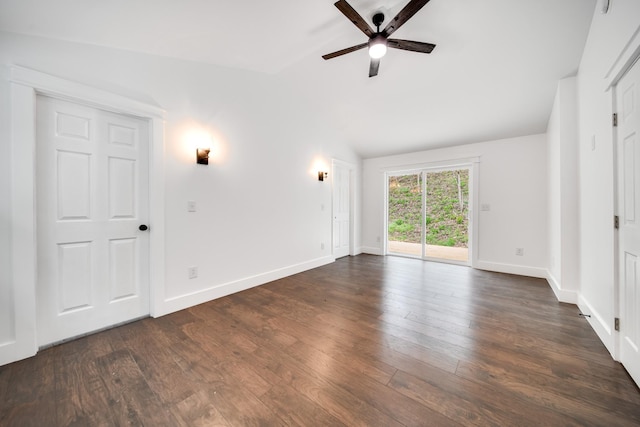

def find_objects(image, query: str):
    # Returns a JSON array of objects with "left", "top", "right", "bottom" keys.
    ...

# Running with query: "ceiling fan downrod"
[{"left": 372, "top": 12, "right": 384, "bottom": 32}]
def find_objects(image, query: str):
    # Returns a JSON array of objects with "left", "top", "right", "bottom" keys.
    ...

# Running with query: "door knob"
[{"left": 139, "top": 224, "right": 149, "bottom": 231}]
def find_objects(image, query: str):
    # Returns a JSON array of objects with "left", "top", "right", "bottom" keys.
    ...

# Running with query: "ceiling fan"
[{"left": 322, "top": 0, "right": 436, "bottom": 77}]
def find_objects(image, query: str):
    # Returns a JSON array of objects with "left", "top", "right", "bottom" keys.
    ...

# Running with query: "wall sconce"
[
  {"left": 196, "top": 148, "right": 210, "bottom": 165},
  {"left": 318, "top": 171, "right": 328, "bottom": 181}
]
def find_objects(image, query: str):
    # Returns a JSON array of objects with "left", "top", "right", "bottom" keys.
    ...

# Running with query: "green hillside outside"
[{"left": 388, "top": 170, "right": 469, "bottom": 247}]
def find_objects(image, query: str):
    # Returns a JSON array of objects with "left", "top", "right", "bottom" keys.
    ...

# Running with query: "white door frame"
[
  {"left": 604, "top": 27, "right": 640, "bottom": 360},
  {"left": 2, "top": 66, "right": 165, "bottom": 365},
  {"left": 607, "top": 26, "right": 640, "bottom": 364},
  {"left": 382, "top": 157, "right": 480, "bottom": 268},
  {"left": 332, "top": 159, "right": 357, "bottom": 257}
]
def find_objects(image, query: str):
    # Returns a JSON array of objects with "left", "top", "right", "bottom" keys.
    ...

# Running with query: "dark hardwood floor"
[{"left": 1, "top": 255, "right": 639, "bottom": 426}]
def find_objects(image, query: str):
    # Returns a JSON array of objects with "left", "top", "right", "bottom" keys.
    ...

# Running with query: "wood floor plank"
[
  {"left": 207, "top": 300, "right": 406, "bottom": 426},
  {"left": 53, "top": 338, "right": 116, "bottom": 426},
  {"left": 389, "top": 367, "right": 584, "bottom": 426},
  {"left": 258, "top": 282, "right": 462, "bottom": 374},
  {"left": 121, "top": 321, "right": 197, "bottom": 405},
  {"left": 1, "top": 254, "right": 639, "bottom": 426},
  {"left": 170, "top": 388, "right": 230, "bottom": 427},
  {"left": 455, "top": 359, "right": 640, "bottom": 426},
  {"left": 250, "top": 346, "right": 406, "bottom": 427},
  {"left": 285, "top": 340, "right": 461, "bottom": 426},
  {"left": 0, "top": 347, "right": 57, "bottom": 426},
  {"left": 259, "top": 383, "right": 348, "bottom": 427}
]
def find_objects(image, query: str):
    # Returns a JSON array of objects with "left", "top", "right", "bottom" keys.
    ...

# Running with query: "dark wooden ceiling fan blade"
[
  {"left": 388, "top": 39, "right": 436, "bottom": 54},
  {"left": 322, "top": 42, "right": 368, "bottom": 60},
  {"left": 334, "top": 0, "right": 374, "bottom": 37},
  {"left": 383, "top": 0, "right": 430, "bottom": 37},
  {"left": 369, "top": 58, "right": 380, "bottom": 77}
]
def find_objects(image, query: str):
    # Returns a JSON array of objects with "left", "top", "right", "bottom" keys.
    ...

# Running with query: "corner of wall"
[
  {"left": 361, "top": 246, "right": 383, "bottom": 256},
  {"left": 475, "top": 260, "right": 547, "bottom": 279},
  {"left": 546, "top": 270, "right": 578, "bottom": 304}
]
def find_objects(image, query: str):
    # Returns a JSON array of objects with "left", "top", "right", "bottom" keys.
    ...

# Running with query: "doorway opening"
[{"left": 387, "top": 167, "right": 470, "bottom": 264}]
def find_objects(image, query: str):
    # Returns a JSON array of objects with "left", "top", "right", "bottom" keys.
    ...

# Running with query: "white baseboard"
[
  {"left": 545, "top": 270, "right": 579, "bottom": 304},
  {"left": 475, "top": 260, "right": 547, "bottom": 278},
  {"left": 0, "top": 339, "right": 37, "bottom": 367},
  {"left": 154, "top": 256, "right": 335, "bottom": 317},
  {"left": 361, "top": 246, "right": 383, "bottom": 255},
  {"left": 578, "top": 294, "right": 615, "bottom": 359}
]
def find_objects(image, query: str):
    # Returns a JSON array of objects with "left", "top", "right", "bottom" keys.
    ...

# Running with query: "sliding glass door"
[
  {"left": 387, "top": 173, "right": 423, "bottom": 257},
  {"left": 387, "top": 167, "right": 470, "bottom": 264}
]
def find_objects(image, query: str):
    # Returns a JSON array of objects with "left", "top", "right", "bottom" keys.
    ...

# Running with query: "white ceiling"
[{"left": 0, "top": 0, "right": 596, "bottom": 158}]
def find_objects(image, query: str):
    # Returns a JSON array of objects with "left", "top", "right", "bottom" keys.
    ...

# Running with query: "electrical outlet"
[
  {"left": 188, "top": 266, "right": 198, "bottom": 279},
  {"left": 321, "top": 243, "right": 325, "bottom": 250},
  {"left": 187, "top": 201, "right": 197, "bottom": 212},
  {"left": 515, "top": 248, "right": 524, "bottom": 256},
  {"left": 376, "top": 236, "right": 381, "bottom": 243}
]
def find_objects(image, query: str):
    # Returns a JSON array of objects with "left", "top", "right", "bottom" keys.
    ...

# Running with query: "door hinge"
[
  {"left": 614, "top": 215, "right": 619, "bottom": 229},
  {"left": 613, "top": 113, "right": 618, "bottom": 127},
  {"left": 615, "top": 317, "right": 620, "bottom": 331}
]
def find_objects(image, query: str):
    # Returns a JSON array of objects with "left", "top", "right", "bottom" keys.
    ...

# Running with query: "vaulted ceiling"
[{"left": 0, "top": 0, "right": 596, "bottom": 158}]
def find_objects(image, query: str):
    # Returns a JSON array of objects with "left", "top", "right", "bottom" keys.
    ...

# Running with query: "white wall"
[
  {"left": 547, "top": 87, "right": 562, "bottom": 288},
  {"left": 577, "top": 0, "right": 640, "bottom": 354},
  {"left": 362, "top": 134, "right": 548, "bottom": 277},
  {"left": 0, "top": 67, "right": 12, "bottom": 345},
  {"left": 546, "top": 77, "right": 580, "bottom": 303},
  {"left": 0, "top": 31, "right": 361, "bottom": 361}
]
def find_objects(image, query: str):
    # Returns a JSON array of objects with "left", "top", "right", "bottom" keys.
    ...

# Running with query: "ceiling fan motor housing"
[{"left": 372, "top": 12, "right": 385, "bottom": 29}]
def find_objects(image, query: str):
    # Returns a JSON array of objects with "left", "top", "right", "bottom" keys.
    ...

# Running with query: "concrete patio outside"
[{"left": 387, "top": 241, "right": 468, "bottom": 262}]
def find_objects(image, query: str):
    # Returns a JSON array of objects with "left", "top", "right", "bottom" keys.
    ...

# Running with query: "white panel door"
[
  {"left": 36, "top": 96, "right": 150, "bottom": 346},
  {"left": 617, "top": 57, "right": 640, "bottom": 387},
  {"left": 332, "top": 163, "right": 350, "bottom": 259}
]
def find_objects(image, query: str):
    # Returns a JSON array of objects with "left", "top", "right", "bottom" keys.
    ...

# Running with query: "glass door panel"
[
  {"left": 387, "top": 173, "right": 423, "bottom": 257},
  {"left": 424, "top": 169, "right": 469, "bottom": 262}
]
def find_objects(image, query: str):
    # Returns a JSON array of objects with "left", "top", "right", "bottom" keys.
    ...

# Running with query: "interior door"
[
  {"left": 616, "top": 56, "right": 640, "bottom": 386},
  {"left": 332, "top": 162, "right": 350, "bottom": 258},
  {"left": 36, "top": 96, "right": 150, "bottom": 346}
]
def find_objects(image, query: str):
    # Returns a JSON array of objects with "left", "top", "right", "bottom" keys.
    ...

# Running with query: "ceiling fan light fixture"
[
  {"left": 368, "top": 36, "right": 387, "bottom": 59},
  {"left": 322, "top": 0, "right": 435, "bottom": 76}
]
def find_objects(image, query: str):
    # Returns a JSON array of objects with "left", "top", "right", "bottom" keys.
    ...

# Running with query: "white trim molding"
[
  {"left": 578, "top": 294, "right": 615, "bottom": 358},
  {"left": 604, "top": 23, "right": 640, "bottom": 91},
  {"left": 546, "top": 270, "right": 579, "bottom": 304},
  {"left": 157, "top": 256, "right": 335, "bottom": 316},
  {"left": 608, "top": 23, "right": 640, "bottom": 365},
  {"left": 475, "top": 260, "right": 547, "bottom": 279},
  {"left": 361, "top": 246, "right": 384, "bottom": 256}
]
